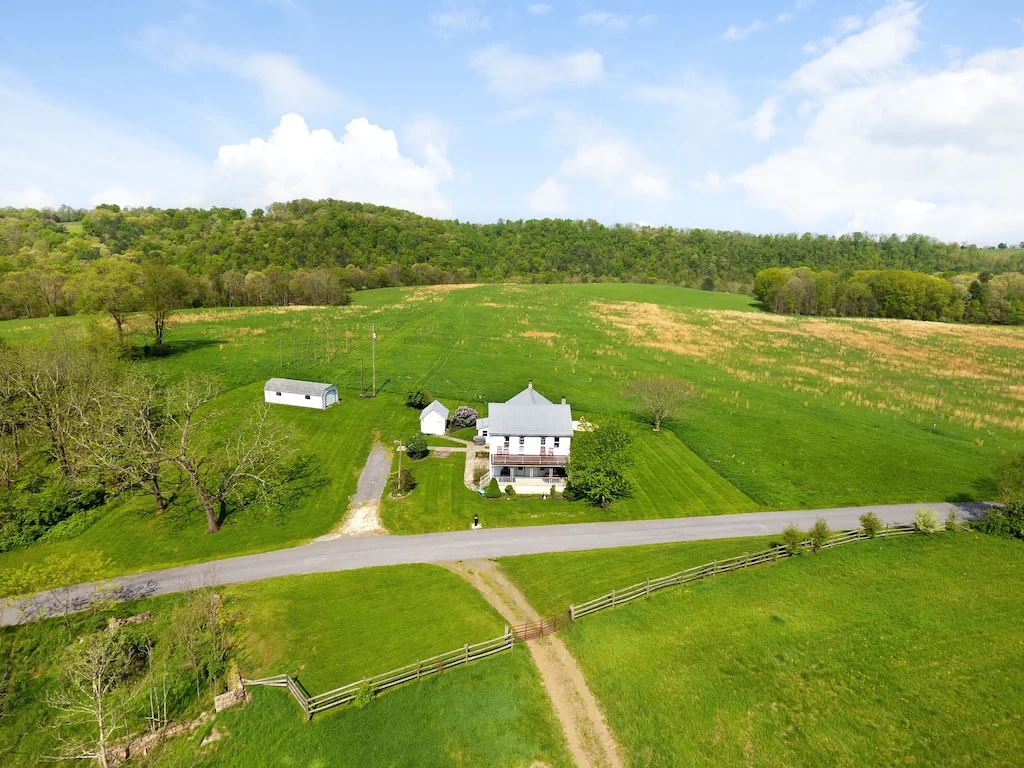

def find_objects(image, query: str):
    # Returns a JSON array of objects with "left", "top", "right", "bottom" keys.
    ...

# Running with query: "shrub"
[
  {"left": 405, "top": 434, "right": 428, "bottom": 460},
  {"left": 974, "top": 502, "right": 1024, "bottom": 539},
  {"left": 405, "top": 388, "right": 432, "bottom": 410},
  {"left": 450, "top": 406, "right": 478, "bottom": 429},
  {"left": 945, "top": 510, "right": 959, "bottom": 532},
  {"left": 354, "top": 681, "right": 375, "bottom": 708},
  {"left": 781, "top": 523, "right": 805, "bottom": 555},
  {"left": 390, "top": 469, "right": 416, "bottom": 495},
  {"left": 808, "top": 517, "right": 832, "bottom": 552},
  {"left": 504, "top": 484, "right": 516, "bottom": 498},
  {"left": 914, "top": 507, "right": 942, "bottom": 534},
  {"left": 859, "top": 511, "right": 883, "bottom": 538},
  {"left": 485, "top": 478, "right": 501, "bottom": 499}
]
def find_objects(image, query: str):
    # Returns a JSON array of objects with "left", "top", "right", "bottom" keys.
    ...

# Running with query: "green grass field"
[
  {"left": 1, "top": 282, "right": 1022, "bottom": 578},
  {"left": 147, "top": 652, "right": 571, "bottom": 768},
  {"left": 504, "top": 532, "right": 1024, "bottom": 767},
  {"left": 0, "top": 565, "right": 573, "bottom": 768}
]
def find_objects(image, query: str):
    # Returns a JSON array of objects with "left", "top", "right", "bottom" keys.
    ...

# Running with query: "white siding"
[
  {"left": 489, "top": 434, "right": 571, "bottom": 459},
  {"left": 420, "top": 411, "right": 446, "bottom": 436},
  {"left": 265, "top": 390, "right": 328, "bottom": 410}
]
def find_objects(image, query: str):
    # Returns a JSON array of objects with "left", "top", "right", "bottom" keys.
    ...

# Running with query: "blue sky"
[{"left": 1, "top": 1, "right": 1023, "bottom": 243}]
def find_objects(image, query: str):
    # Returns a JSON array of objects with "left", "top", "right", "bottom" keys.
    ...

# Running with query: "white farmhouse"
[
  {"left": 420, "top": 400, "right": 449, "bottom": 436},
  {"left": 264, "top": 378, "right": 339, "bottom": 410},
  {"left": 477, "top": 380, "right": 573, "bottom": 494}
]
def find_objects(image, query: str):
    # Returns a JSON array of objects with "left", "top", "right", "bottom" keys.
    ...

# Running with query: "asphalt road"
[{"left": 0, "top": 501, "right": 986, "bottom": 626}]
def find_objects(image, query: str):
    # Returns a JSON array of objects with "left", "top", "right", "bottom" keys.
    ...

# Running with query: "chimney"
[
  {"left": 528, "top": 379, "right": 533, "bottom": 390},
  {"left": 561, "top": 396, "right": 566, "bottom": 405}
]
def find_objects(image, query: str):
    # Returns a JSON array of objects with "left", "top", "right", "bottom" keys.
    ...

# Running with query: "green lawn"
[
  {"left": 147, "top": 652, "right": 571, "bottom": 768},
  {"left": 499, "top": 535, "right": 775, "bottom": 618},
  {"left": 225, "top": 565, "right": 508, "bottom": 691},
  {"left": 508, "top": 533, "right": 1024, "bottom": 767}
]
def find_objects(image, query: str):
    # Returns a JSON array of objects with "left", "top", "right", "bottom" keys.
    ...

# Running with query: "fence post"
[
  {"left": 645, "top": 579, "right": 650, "bottom": 596},
  {"left": 744, "top": 552, "right": 749, "bottom": 567},
  {"left": 611, "top": 589, "right": 616, "bottom": 606},
  {"left": 464, "top": 644, "right": 469, "bottom": 664},
  {"left": 569, "top": 604, "right": 575, "bottom": 621},
  {"left": 713, "top": 559, "right": 717, "bottom": 575}
]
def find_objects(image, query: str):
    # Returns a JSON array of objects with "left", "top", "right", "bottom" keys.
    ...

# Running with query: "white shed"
[
  {"left": 264, "top": 378, "right": 339, "bottom": 410},
  {"left": 420, "top": 400, "right": 449, "bottom": 435}
]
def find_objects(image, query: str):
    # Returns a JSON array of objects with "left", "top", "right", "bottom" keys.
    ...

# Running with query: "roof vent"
[
  {"left": 561, "top": 396, "right": 566, "bottom": 405},
  {"left": 528, "top": 379, "right": 533, "bottom": 390}
]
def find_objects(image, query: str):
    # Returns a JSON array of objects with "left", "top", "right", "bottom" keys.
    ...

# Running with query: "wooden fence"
[
  {"left": 245, "top": 523, "right": 918, "bottom": 718},
  {"left": 245, "top": 628, "right": 514, "bottom": 718}
]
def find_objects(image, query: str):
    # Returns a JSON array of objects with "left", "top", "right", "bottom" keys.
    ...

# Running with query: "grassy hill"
[
  {"left": 0, "top": 283, "right": 1021, "bottom": 578},
  {"left": 502, "top": 531, "right": 1024, "bottom": 767}
]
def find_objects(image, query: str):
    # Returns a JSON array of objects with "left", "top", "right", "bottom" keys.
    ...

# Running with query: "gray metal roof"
[
  {"left": 421, "top": 400, "right": 449, "bottom": 419},
  {"left": 264, "top": 378, "right": 337, "bottom": 397},
  {"left": 484, "top": 386, "right": 573, "bottom": 437}
]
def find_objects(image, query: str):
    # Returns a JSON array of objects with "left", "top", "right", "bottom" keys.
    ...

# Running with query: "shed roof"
[
  {"left": 264, "top": 378, "right": 337, "bottom": 397},
  {"left": 421, "top": 400, "right": 449, "bottom": 419}
]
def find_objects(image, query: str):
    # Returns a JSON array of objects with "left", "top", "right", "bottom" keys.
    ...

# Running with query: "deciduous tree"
[
  {"left": 565, "top": 415, "right": 637, "bottom": 508},
  {"left": 628, "top": 377, "right": 696, "bottom": 432}
]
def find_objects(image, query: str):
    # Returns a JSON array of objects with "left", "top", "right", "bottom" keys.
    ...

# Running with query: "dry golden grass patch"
[
  {"left": 592, "top": 300, "right": 1024, "bottom": 432},
  {"left": 168, "top": 305, "right": 322, "bottom": 326}
]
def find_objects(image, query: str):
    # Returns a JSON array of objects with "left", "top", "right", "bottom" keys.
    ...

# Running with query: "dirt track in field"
[{"left": 443, "top": 559, "right": 624, "bottom": 768}]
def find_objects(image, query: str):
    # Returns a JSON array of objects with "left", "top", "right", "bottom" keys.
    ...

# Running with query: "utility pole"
[
  {"left": 931, "top": 379, "right": 945, "bottom": 432},
  {"left": 371, "top": 324, "right": 377, "bottom": 397},
  {"left": 360, "top": 356, "right": 364, "bottom": 395}
]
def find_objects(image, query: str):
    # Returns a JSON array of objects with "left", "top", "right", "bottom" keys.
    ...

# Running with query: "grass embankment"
[
  {"left": 505, "top": 532, "right": 1024, "bottom": 767},
  {"left": 1, "top": 565, "right": 572, "bottom": 768}
]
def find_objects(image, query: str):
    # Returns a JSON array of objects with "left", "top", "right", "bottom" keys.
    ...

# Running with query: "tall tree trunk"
[{"left": 177, "top": 460, "right": 221, "bottom": 533}]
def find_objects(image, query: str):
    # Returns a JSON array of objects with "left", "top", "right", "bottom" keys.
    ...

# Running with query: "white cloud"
[
  {"left": 0, "top": 185, "right": 56, "bottom": 208},
  {"left": 211, "top": 113, "right": 454, "bottom": 217},
  {"left": 578, "top": 12, "right": 629, "bottom": 30},
  {"left": 135, "top": 24, "right": 342, "bottom": 114},
  {"left": 561, "top": 141, "right": 672, "bottom": 200},
  {"left": 0, "top": 71, "right": 206, "bottom": 209},
  {"left": 751, "top": 97, "right": 780, "bottom": 141},
  {"left": 788, "top": 2, "right": 920, "bottom": 92},
  {"left": 528, "top": 3, "right": 553, "bottom": 15},
  {"left": 722, "top": 20, "right": 764, "bottom": 42},
  {"left": 732, "top": 26, "right": 1024, "bottom": 243},
  {"left": 690, "top": 171, "right": 725, "bottom": 195},
  {"left": 527, "top": 176, "right": 568, "bottom": 215},
  {"left": 430, "top": 1, "right": 490, "bottom": 37},
  {"left": 470, "top": 46, "right": 604, "bottom": 95}
]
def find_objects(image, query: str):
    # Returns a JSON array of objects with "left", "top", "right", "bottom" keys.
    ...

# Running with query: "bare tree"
[
  {"left": 628, "top": 377, "right": 696, "bottom": 432},
  {"left": 71, "top": 371, "right": 172, "bottom": 514},
  {"left": 0, "top": 331, "right": 118, "bottom": 479},
  {"left": 46, "top": 631, "right": 143, "bottom": 768},
  {"left": 159, "top": 378, "right": 293, "bottom": 534}
]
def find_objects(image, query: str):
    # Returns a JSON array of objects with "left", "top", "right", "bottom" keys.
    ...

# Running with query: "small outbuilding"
[
  {"left": 420, "top": 400, "right": 449, "bottom": 436},
  {"left": 264, "top": 378, "right": 339, "bottom": 410}
]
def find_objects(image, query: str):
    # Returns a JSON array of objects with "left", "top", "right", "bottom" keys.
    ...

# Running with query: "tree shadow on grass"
[{"left": 219, "top": 453, "right": 329, "bottom": 528}]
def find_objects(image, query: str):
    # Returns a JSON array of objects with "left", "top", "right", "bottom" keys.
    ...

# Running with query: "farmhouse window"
[
  {"left": 504, "top": 436, "right": 510, "bottom": 446},
  {"left": 305, "top": 395, "right": 311, "bottom": 400},
  {"left": 482, "top": 430, "right": 488, "bottom": 437},
  {"left": 275, "top": 392, "right": 281, "bottom": 396},
  {"left": 554, "top": 437, "right": 560, "bottom": 448},
  {"left": 519, "top": 436, "right": 525, "bottom": 445},
  {"left": 541, "top": 437, "right": 546, "bottom": 446}
]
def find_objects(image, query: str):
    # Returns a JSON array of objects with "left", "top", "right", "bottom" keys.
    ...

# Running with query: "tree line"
[
  {"left": 2, "top": 200, "right": 1023, "bottom": 322},
  {"left": 754, "top": 267, "right": 1024, "bottom": 324}
]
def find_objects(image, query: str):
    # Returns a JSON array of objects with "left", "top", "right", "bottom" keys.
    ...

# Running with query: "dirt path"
[
  {"left": 443, "top": 559, "right": 624, "bottom": 768},
  {"left": 315, "top": 442, "right": 390, "bottom": 540}
]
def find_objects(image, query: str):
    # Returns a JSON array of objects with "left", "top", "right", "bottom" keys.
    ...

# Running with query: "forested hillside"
[{"left": 2, "top": 199, "right": 1023, "bottom": 321}]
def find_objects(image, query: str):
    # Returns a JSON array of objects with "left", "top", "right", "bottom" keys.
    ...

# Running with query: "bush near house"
[
  {"left": 485, "top": 478, "right": 501, "bottom": 499},
  {"left": 450, "top": 406, "right": 478, "bottom": 429},
  {"left": 405, "top": 435, "right": 428, "bottom": 460}
]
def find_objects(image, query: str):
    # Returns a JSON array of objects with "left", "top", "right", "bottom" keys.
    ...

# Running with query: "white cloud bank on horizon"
[
  {"left": 729, "top": 1, "right": 1024, "bottom": 243},
  {"left": 210, "top": 113, "right": 455, "bottom": 217}
]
